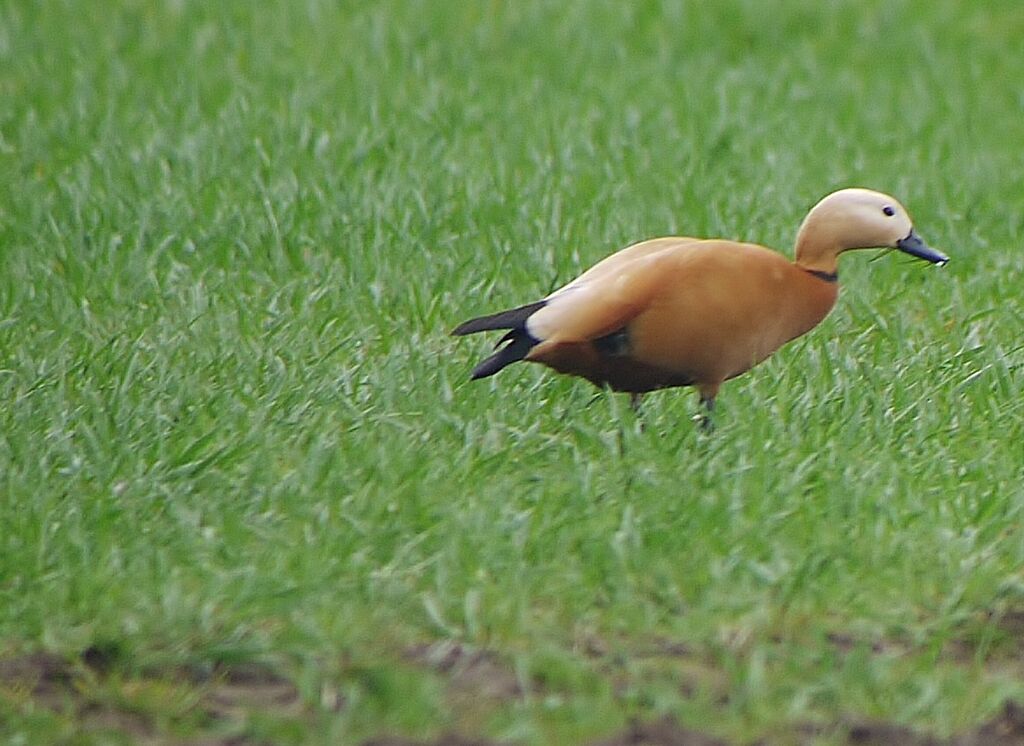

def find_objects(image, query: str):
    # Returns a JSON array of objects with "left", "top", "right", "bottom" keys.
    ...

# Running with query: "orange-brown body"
[{"left": 528, "top": 240, "right": 838, "bottom": 397}]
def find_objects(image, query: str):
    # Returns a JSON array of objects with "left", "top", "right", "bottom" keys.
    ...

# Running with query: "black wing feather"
[{"left": 451, "top": 300, "right": 546, "bottom": 336}]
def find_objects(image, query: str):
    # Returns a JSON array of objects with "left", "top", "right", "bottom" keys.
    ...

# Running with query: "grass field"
[{"left": 2, "top": 1, "right": 1024, "bottom": 743}]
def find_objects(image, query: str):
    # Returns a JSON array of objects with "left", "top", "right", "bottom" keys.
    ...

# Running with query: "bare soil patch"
[
  {"left": 404, "top": 641, "right": 524, "bottom": 700},
  {"left": 802, "top": 701, "right": 1024, "bottom": 746},
  {"left": 0, "top": 651, "right": 75, "bottom": 709},
  {"left": 589, "top": 715, "right": 727, "bottom": 746},
  {"left": 844, "top": 721, "right": 940, "bottom": 745},
  {"left": 362, "top": 735, "right": 504, "bottom": 746},
  {"left": 0, "top": 648, "right": 303, "bottom": 744},
  {"left": 6, "top": 643, "right": 1024, "bottom": 745},
  {"left": 201, "top": 661, "right": 305, "bottom": 722}
]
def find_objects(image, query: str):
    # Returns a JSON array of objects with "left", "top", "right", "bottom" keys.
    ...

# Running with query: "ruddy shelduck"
[{"left": 452, "top": 189, "right": 949, "bottom": 425}]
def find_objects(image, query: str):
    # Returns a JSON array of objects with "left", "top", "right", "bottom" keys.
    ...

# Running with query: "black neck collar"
[{"left": 805, "top": 268, "right": 838, "bottom": 283}]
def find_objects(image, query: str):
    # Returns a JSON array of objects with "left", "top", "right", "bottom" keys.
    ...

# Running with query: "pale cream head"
[{"left": 794, "top": 188, "right": 948, "bottom": 273}]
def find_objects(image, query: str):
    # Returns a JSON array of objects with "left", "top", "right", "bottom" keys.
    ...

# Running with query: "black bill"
[{"left": 896, "top": 228, "right": 949, "bottom": 266}]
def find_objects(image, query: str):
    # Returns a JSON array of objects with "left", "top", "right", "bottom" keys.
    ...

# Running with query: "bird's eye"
[{"left": 882, "top": 205, "right": 896, "bottom": 217}]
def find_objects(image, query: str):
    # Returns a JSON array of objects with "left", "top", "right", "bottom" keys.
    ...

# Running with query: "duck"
[{"left": 452, "top": 189, "right": 949, "bottom": 426}]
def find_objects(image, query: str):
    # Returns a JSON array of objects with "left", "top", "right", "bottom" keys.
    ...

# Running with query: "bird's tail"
[
  {"left": 450, "top": 300, "right": 546, "bottom": 336},
  {"left": 452, "top": 300, "right": 546, "bottom": 380}
]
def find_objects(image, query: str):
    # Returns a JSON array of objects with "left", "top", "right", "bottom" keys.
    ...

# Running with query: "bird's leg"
[
  {"left": 696, "top": 384, "right": 719, "bottom": 432},
  {"left": 628, "top": 392, "right": 645, "bottom": 432},
  {"left": 698, "top": 395, "right": 715, "bottom": 432}
]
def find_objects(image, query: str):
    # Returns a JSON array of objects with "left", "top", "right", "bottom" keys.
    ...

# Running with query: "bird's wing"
[{"left": 526, "top": 243, "right": 692, "bottom": 345}]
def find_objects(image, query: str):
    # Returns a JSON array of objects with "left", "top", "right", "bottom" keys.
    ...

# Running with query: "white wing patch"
[{"left": 527, "top": 285, "right": 587, "bottom": 340}]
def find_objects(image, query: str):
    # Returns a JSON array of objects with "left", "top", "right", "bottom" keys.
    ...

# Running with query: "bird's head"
[{"left": 795, "top": 188, "right": 949, "bottom": 272}]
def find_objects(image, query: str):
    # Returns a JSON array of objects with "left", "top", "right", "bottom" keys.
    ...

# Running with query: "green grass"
[{"left": 2, "top": 0, "right": 1024, "bottom": 743}]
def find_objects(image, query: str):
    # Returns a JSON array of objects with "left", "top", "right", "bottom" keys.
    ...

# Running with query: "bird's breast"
[{"left": 626, "top": 265, "right": 838, "bottom": 384}]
